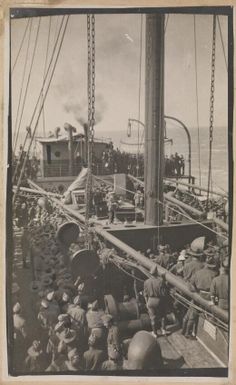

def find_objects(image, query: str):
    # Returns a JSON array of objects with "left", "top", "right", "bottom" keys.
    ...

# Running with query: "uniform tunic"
[
  {"left": 83, "top": 347, "right": 106, "bottom": 370},
  {"left": 143, "top": 277, "right": 165, "bottom": 299},
  {"left": 156, "top": 253, "right": 172, "bottom": 269},
  {"left": 210, "top": 273, "right": 229, "bottom": 310},
  {"left": 190, "top": 266, "right": 218, "bottom": 293},
  {"left": 143, "top": 277, "right": 167, "bottom": 327},
  {"left": 67, "top": 304, "right": 87, "bottom": 327},
  {"left": 86, "top": 309, "right": 105, "bottom": 330},
  {"left": 183, "top": 259, "right": 204, "bottom": 282}
]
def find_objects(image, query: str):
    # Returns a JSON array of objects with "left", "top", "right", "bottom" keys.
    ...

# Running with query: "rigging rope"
[
  {"left": 13, "top": 19, "right": 33, "bottom": 151},
  {"left": 41, "top": 16, "right": 52, "bottom": 137},
  {"left": 136, "top": 14, "right": 143, "bottom": 177},
  {"left": 216, "top": 15, "right": 228, "bottom": 73},
  {"left": 13, "top": 16, "right": 66, "bottom": 182},
  {"left": 13, "top": 16, "right": 70, "bottom": 203},
  {"left": 207, "top": 15, "right": 217, "bottom": 210},
  {"left": 12, "top": 18, "right": 31, "bottom": 74},
  {"left": 193, "top": 15, "right": 202, "bottom": 187},
  {"left": 13, "top": 18, "right": 42, "bottom": 154}
]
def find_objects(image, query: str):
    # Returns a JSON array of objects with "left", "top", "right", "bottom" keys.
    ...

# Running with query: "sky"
[{"left": 10, "top": 12, "right": 229, "bottom": 188}]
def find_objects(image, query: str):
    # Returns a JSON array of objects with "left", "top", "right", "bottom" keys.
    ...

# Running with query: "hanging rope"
[
  {"left": 13, "top": 18, "right": 41, "bottom": 154},
  {"left": 216, "top": 15, "right": 228, "bottom": 73},
  {"left": 193, "top": 15, "right": 202, "bottom": 187},
  {"left": 13, "top": 19, "right": 33, "bottom": 152},
  {"left": 41, "top": 16, "right": 52, "bottom": 137},
  {"left": 12, "top": 18, "right": 31, "bottom": 74},
  {"left": 207, "top": 15, "right": 216, "bottom": 210},
  {"left": 13, "top": 16, "right": 66, "bottom": 182},
  {"left": 164, "top": 14, "right": 169, "bottom": 33},
  {"left": 85, "top": 14, "right": 96, "bottom": 249},
  {"left": 13, "top": 16, "right": 70, "bottom": 203}
]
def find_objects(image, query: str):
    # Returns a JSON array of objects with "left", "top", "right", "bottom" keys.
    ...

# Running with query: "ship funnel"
[
  {"left": 64, "top": 122, "right": 76, "bottom": 133},
  {"left": 54, "top": 126, "right": 60, "bottom": 138},
  {"left": 64, "top": 123, "right": 76, "bottom": 175},
  {"left": 190, "top": 236, "right": 205, "bottom": 252}
]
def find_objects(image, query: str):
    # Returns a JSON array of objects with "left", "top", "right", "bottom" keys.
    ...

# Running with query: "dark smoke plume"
[{"left": 63, "top": 94, "right": 107, "bottom": 127}]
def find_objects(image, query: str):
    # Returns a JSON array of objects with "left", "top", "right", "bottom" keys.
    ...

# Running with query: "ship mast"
[{"left": 144, "top": 14, "right": 165, "bottom": 226}]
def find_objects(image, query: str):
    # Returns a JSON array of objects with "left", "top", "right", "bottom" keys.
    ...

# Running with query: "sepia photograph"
[{"left": 6, "top": 6, "right": 232, "bottom": 378}]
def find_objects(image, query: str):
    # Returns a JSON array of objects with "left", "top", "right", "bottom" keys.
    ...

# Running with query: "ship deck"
[{"left": 12, "top": 227, "right": 224, "bottom": 372}]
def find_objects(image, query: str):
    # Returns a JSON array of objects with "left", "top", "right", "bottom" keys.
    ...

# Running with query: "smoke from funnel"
[{"left": 63, "top": 94, "right": 107, "bottom": 127}]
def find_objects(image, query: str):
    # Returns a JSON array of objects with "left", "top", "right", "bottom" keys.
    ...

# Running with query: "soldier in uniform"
[
  {"left": 62, "top": 348, "right": 83, "bottom": 371},
  {"left": 210, "top": 257, "right": 229, "bottom": 310},
  {"left": 183, "top": 247, "right": 204, "bottom": 282},
  {"left": 182, "top": 254, "right": 218, "bottom": 339},
  {"left": 143, "top": 265, "right": 169, "bottom": 337},
  {"left": 106, "top": 191, "right": 118, "bottom": 224},
  {"left": 67, "top": 295, "right": 87, "bottom": 330},
  {"left": 86, "top": 300, "right": 106, "bottom": 346},
  {"left": 189, "top": 255, "right": 218, "bottom": 298},
  {"left": 181, "top": 241, "right": 206, "bottom": 339},
  {"left": 101, "top": 314, "right": 121, "bottom": 354},
  {"left": 83, "top": 334, "right": 106, "bottom": 371},
  {"left": 169, "top": 251, "right": 186, "bottom": 277},
  {"left": 13, "top": 302, "right": 27, "bottom": 339},
  {"left": 24, "top": 340, "right": 44, "bottom": 372}
]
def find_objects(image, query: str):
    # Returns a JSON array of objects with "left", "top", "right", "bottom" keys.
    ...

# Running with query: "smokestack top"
[
  {"left": 64, "top": 123, "right": 76, "bottom": 133},
  {"left": 64, "top": 122, "right": 72, "bottom": 130}
]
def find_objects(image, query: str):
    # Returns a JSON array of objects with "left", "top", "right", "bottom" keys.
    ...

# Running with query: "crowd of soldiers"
[
  {"left": 164, "top": 153, "right": 185, "bottom": 177},
  {"left": 11, "top": 190, "right": 229, "bottom": 373},
  {"left": 98, "top": 145, "right": 144, "bottom": 177},
  {"left": 13, "top": 196, "right": 128, "bottom": 373},
  {"left": 143, "top": 239, "right": 229, "bottom": 338},
  {"left": 13, "top": 150, "right": 39, "bottom": 183},
  {"left": 91, "top": 183, "right": 144, "bottom": 223},
  {"left": 99, "top": 147, "right": 184, "bottom": 178},
  {"left": 13, "top": 139, "right": 186, "bottom": 188}
]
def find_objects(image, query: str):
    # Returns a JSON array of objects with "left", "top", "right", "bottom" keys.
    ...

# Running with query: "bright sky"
[{"left": 11, "top": 12, "right": 228, "bottom": 152}]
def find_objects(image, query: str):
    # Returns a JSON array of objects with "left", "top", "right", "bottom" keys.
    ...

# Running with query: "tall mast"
[{"left": 144, "top": 14, "right": 165, "bottom": 226}]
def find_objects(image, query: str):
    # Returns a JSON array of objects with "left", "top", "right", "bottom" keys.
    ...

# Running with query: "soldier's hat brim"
[{"left": 187, "top": 249, "right": 203, "bottom": 258}]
